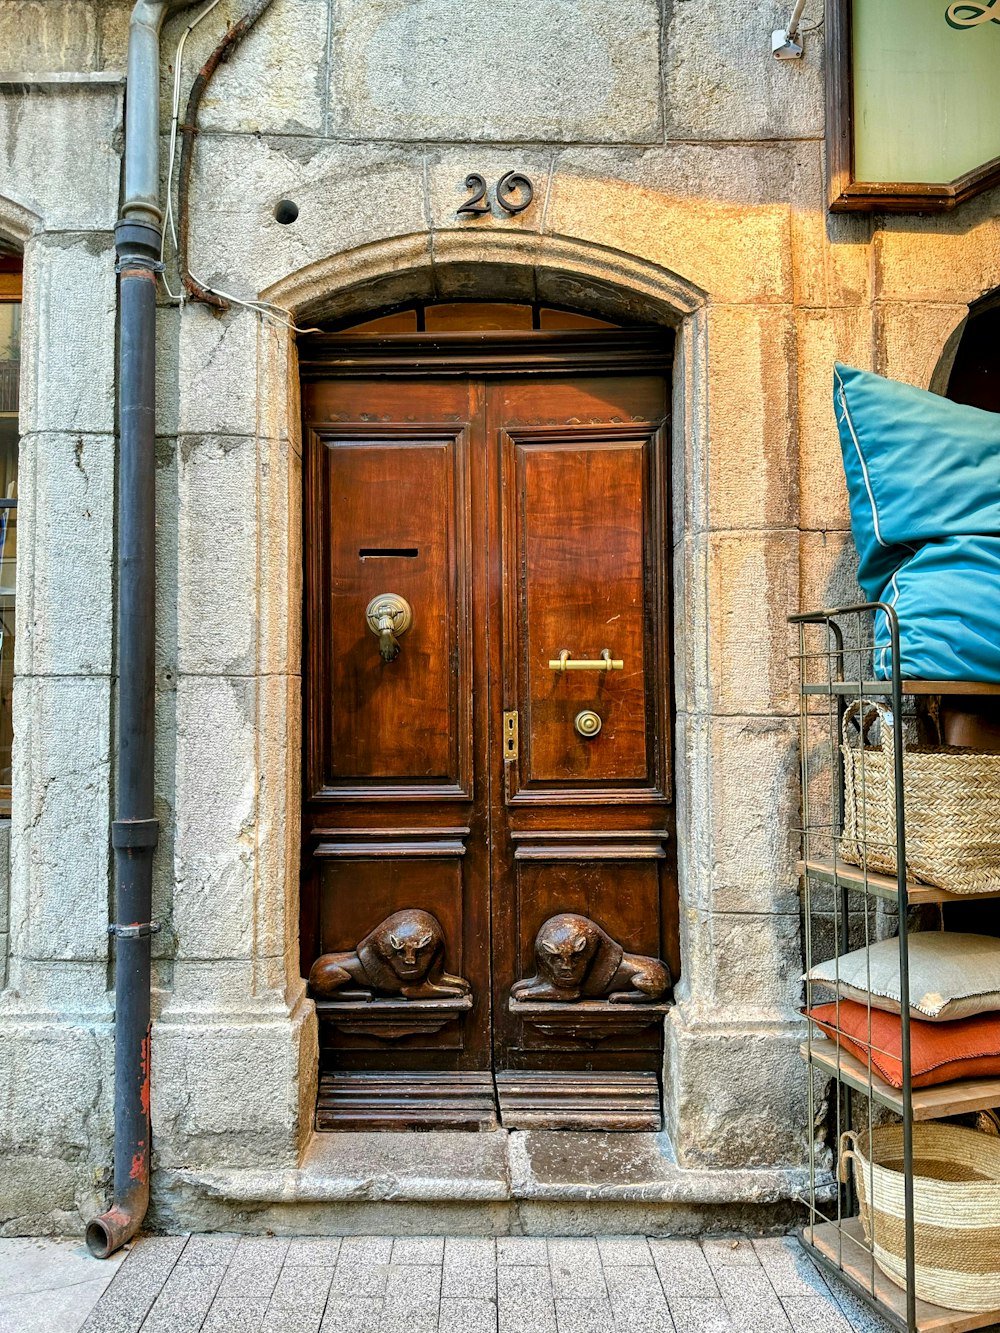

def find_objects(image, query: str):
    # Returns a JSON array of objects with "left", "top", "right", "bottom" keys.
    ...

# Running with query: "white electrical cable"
[
  {"left": 159, "top": 0, "right": 320, "bottom": 332},
  {"left": 161, "top": 0, "right": 222, "bottom": 300},
  {"left": 785, "top": 0, "right": 808, "bottom": 40}
]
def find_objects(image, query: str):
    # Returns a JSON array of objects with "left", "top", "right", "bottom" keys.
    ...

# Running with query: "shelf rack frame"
[{"left": 791, "top": 599, "right": 919, "bottom": 1333}]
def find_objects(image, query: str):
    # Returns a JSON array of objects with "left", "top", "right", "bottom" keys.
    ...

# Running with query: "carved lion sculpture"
[
  {"left": 308, "top": 909, "right": 471, "bottom": 1001},
  {"left": 510, "top": 913, "right": 671, "bottom": 1005}
]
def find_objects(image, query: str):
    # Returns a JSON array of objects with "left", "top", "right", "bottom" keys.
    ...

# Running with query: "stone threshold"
[{"left": 172, "top": 1129, "right": 819, "bottom": 1208}]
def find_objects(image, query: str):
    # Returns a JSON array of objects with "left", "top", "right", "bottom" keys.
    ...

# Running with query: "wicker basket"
[
  {"left": 839, "top": 700, "right": 1000, "bottom": 893},
  {"left": 839, "top": 1124, "right": 1000, "bottom": 1312}
]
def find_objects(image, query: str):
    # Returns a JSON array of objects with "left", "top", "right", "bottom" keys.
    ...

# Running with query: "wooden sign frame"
[{"left": 826, "top": 0, "right": 1000, "bottom": 213}]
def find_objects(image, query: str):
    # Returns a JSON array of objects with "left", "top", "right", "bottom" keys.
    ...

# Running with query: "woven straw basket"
[
  {"left": 839, "top": 701, "right": 1000, "bottom": 893},
  {"left": 839, "top": 1124, "right": 1000, "bottom": 1312}
]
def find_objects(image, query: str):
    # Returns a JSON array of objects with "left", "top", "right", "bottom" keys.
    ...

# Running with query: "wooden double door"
[{"left": 301, "top": 329, "right": 678, "bottom": 1130}]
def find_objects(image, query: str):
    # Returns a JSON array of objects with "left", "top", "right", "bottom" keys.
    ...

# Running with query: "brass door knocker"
[{"left": 366, "top": 593, "right": 413, "bottom": 662}]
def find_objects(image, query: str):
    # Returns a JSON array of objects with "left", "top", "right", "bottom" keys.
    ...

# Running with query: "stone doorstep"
[{"left": 168, "top": 1129, "right": 825, "bottom": 1208}]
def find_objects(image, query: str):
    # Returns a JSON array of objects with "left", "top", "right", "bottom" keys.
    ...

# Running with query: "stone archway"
[{"left": 156, "top": 219, "right": 809, "bottom": 1203}]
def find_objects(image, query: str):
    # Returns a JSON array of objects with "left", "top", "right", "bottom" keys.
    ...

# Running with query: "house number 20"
[{"left": 458, "top": 172, "right": 534, "bottom": 217}]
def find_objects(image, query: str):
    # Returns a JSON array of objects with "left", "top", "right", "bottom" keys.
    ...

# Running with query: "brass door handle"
[
  {"left": 366, "top": 593, "right": 413, "bottom": 662},
  {"left": 548, "top": 649, "right": 623, "bottom": 672}
]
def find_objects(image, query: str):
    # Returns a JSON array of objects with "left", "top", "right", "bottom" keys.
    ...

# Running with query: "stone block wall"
[{"left": 0, "top": 0, "right": 997, "bottom": 1232}]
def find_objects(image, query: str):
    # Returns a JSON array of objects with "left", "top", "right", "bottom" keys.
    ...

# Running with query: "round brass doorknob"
[{"left": 574, "top": 709, "right": 602, "bottom": 739}]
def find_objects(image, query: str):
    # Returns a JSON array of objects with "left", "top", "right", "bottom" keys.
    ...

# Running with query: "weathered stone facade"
[{"left": 0, "top": 0, "right": 997, "bottom": 1236}]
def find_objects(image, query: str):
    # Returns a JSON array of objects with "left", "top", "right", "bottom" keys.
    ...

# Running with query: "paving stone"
[
  {"left": 201, "top": 1297, "right": 272, "bottom": 1333},
  {"left": 228, "top": 1236, "right": 291, "bottom": 1276},
  {"left": 498, "top": 1298, "right": 557, "bottom": 1333},
  {"left": 714, "top": 1267, "right": 792, "bottom": 1332},
  {"left": 496, "top": 1237, "right": 549, "bottom": 1265},
  {"left": 556, "top": 1296, "right": 617, "bottom": 1333},
  {"left": 202, "top": 1268, "right": 279, "bottom": 1312},
  {"left": 327, "top": 1261, "right": 389, "bottom": 1297},
  {"left": 700, "top": 1238, "right": 762, "bottom": 1271},
  {"left": 141, "top": 1262, "right": 228, "bottom": 1333},
  {"left": 497, "top": 1265, "right": 556, "bottom": 1333},
  {"left": 0, "top": 1238, "right": 125, "bottom": 1300},
  {"left": 0, "top": 1277, "right": 121, "bottom": 1333},
  {"left": 751, "top": 1238, "right": 832, "bottom": 1298},
  {"left": 597, "top": 1235, "right": 653, "bottom": 1266},
  {"left": 339, "top": 1235, "right": 393, "bottom": 1265},
  {"left": 380, "top": 1300, "right": 439, "bottom": 1333},
  {"left": 260, "top": 1263, "right": 334, "bottom": 1333},
  {"left": 548, "top": 1238, "right": 607, "bottom": 1299},
  {"left": 783, "top": 1294, "right": 855, "bottom": 1332},
  {"left": 177, "top": 1234, "right": 240, "bottom": 1267},
  {"left": 611, "top": 1292, "right": 676, "bottom": 1333},
  {"left": 283, "top": 1237, "right": 342, "bottom": 1267},
  {"left": 498, "top": 1265, "right": 552, "bottom": 1300},
  {"left": 606, "top": 1266, "right": 675, "bottom": 1333},
  {"left": 443, "top": 1238, "right": 497, "bottom": 1298},
  {"left": 320, "top": 1296, "right": 384, "bottom": 1333},
  {"left": 649, "top": 1240, "right": 720, "bottom": 1301},
  {"left": 667, "top": 1298, "right": 738, "bottom": 1333},
  {"left": 384, "top": 1261, "right": 442, "bottom": 1306},
  {"left": 391, "top": 1236, "right": 445, "bottom": 1265},
  {"left": 80, "top": 1237, "right": 187, "bottom": 1333},
  {"left": 440, "top": 1296, "right": 499, "bottom": 1333}
]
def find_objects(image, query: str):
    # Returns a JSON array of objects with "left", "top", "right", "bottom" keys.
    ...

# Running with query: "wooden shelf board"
[
  {"left": 801, "top": 680, "right": 1000, "bottom": 697},
  {"left": 804, "top": 1217, "right": 1000, "bottom": 1333},
  {"left": 800, "top": 858, "right": 1000, "bottom": 904},
  {"left": 801, "top": 1039, "right": 1000, "bottom": 1119}
]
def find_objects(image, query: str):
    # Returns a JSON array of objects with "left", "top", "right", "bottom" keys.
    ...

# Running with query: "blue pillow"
[
  {"left": 874, "top": 534, "right": 1000, "bottom": 682},
  {"left": 834, "top": 363, "right": 1000, "bottom": 600}
]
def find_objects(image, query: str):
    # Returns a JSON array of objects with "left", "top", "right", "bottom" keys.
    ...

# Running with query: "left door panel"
[{"left": 301, "top": 379, "right": 494, "bottom": 1129}]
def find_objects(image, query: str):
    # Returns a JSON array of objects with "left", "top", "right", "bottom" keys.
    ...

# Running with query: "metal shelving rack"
[{"left": 791, "top": 601, "right": 1000, "bottom": 1333}]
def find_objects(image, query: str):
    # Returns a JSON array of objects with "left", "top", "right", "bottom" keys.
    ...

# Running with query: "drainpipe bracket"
[
  {"left": 108, "top": 921, "right": 162, "bottom": 939},
  {"left": 112, "top": 817, "right": 160, "bottom": 849}
]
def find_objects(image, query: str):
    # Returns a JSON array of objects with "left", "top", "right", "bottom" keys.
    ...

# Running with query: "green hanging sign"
[{"left": 827, "top": 0, "right": 1000, "bottom": 211}]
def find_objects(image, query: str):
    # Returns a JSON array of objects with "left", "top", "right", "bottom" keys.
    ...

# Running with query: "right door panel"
[{"left": 490, "top": 374, "right": 677, "bottom": 1129}]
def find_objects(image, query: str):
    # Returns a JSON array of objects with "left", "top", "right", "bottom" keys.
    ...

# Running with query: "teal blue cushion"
[
  {"left": 834, "top": 363, "right": 1000, "bottom": 600},
  {"left": 874, "top": 535, "right": 1000, "bottom": 682}
]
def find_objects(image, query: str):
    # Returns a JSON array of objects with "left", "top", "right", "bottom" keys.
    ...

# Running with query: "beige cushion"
[{"left": 807, "top": 932, "right": 1000, "bottom": 1021}]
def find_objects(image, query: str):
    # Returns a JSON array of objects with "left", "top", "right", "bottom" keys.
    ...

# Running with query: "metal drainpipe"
[{"left": 86, "top": 0, "right": 196, "bottom": 1260}]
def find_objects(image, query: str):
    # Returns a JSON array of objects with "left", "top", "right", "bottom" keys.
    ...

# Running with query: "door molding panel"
[
  {"left": 499, "top": 422, "right": 672, "bottom": 806},
  {"left": 303, "top": 422, "right": 474, "bottom": 802}
]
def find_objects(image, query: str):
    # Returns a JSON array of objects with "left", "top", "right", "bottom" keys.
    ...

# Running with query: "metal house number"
[{"left": 458, "top": 171, "right": 534, "bottom": 217}]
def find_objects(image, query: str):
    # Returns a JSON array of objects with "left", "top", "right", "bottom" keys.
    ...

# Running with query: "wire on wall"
[{"left": 161, "top": 0, "right": 319, "bottom": 332}]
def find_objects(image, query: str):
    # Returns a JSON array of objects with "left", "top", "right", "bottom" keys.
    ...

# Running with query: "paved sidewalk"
[
  {"left": 0, "top": 1237, "right": 125, "bottom": 1333},
  {"left": 59, "top": 1232, "right": 896, "bottom": 1333}
]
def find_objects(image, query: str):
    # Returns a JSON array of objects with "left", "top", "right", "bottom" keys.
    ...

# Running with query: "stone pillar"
[
  {"left": 148, "top": 304, "right": 315, "bottom": 1186},
  {"left": 663, "top": 303, "right": 808, "bottom": 1169}
]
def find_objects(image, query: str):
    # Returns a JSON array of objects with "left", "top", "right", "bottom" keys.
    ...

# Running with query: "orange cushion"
[{"left": 806, "top": 1000, "right": 1000, "bottom": 1089}]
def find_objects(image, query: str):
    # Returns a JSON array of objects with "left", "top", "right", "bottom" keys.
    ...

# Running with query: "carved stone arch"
[{"left": 262, "top": 229, "right": 707, "bottom": 329}]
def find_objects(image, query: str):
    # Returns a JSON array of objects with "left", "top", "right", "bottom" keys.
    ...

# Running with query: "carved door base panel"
[
  {"left": 508, "top": 998, "right": 671, "bottom": 1045},
  {"left": 316, "top": 996, "right": 473, "bottom": 1042},
  {"left": 494, "top": 1070, "right": 662, "bottom": 1131},
  {"left": 316, "top": 1071, "right": 498, "bottom": 1132}
]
